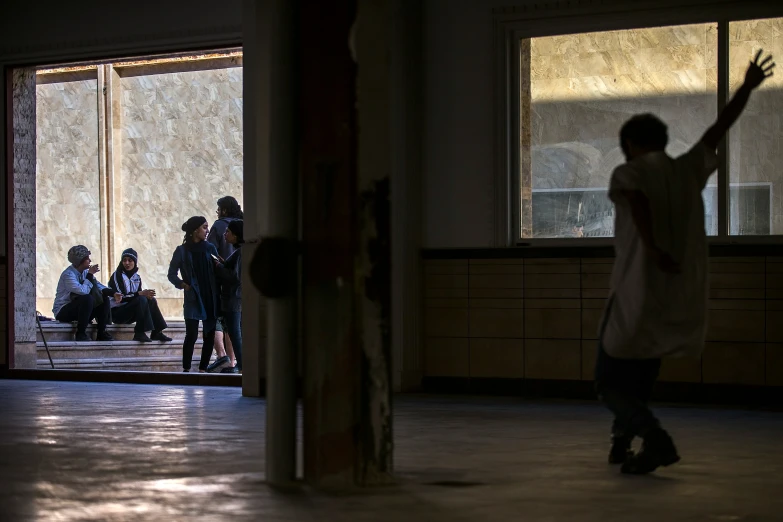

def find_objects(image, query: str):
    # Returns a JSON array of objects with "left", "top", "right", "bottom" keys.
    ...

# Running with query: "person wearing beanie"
[
  {"left": 212, "top": 219, "right": 244, "bottom": 373},
  {"left": 53, "top": 245, "right": 120, "bottom": 342},
  {"left": 108, "top": 248, "right": 172, "bottom": 343},
  {"left": 167, "top": 216, "right": 221, "bottom": 372},
  {"left": 206, "top": 196, "right": 244, "bottom": 371}
]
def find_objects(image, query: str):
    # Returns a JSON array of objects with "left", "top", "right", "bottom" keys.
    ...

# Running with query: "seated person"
[
  {"left": 108, "top": 248, "right": 172, "bottom": 343},
  {"left": 52, "top": 245, "right": 118, "bottom": 342}
]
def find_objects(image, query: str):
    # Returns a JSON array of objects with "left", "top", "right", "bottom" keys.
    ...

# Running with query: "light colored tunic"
[{"left": 601, "top": 142, "right": 718, "bottom": 359}]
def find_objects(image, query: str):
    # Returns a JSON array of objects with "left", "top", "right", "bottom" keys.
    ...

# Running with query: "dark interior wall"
[{"left": 0, "top": 0, "right": 242, "bottom": 64}]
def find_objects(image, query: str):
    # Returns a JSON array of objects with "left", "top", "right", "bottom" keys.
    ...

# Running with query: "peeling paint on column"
[{"left": 358, "top": 176, "right": 393, "bottom": 484}]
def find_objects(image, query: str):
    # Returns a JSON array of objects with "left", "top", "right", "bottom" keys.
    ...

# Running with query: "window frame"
[{"left": 494, "top": 0, "right": 783, "bottom": 247}]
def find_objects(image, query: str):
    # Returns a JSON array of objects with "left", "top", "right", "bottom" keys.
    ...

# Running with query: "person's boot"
[
  {"left": 133, "top": 333, "right": 153, "bottom": 343},
  {"left": 150, "top": 331, "right": 172, "bottom": 342},
  {"left": 206, "top": 355, "right": 231, "bottom": 373},
  {"left": 96, "top": 330, "right": 114, "bottom": 341},
  {"left": 74, "top": 331, "right": 91, "bottom": 342},
  {"left": 608, "top": 435, "right": 633, "bottom": 464},
  {"left": 621, "top": 428, "right": 680, "bottom": 474}
]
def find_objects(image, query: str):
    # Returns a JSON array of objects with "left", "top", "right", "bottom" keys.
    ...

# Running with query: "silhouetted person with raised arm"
[{"left": 596, "top": 50, "right": 775, "bottom": 474}]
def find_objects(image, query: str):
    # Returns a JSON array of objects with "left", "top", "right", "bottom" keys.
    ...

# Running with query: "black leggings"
[
  {"left": 594, "top": 296, "right": 662, "bottom": 439},
  {"left": 182, "top": 317, "right": 217, "bottom": 371}
]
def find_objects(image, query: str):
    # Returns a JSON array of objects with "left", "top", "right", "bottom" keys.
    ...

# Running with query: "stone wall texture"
[
  {"left": 36, "top": 77, "right": 101, "bottom": 315},
  {"left": 35, "top": 60, "right": 244, "bottom": 318}
]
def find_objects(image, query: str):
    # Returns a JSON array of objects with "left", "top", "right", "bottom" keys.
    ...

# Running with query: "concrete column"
[
  {"left": 11, "top": 68, "right": 36, "bottom": 369},
  {"left": 390, "top": 0, "right": 423, "bottom": 392},
  {"left": 300, "top": 0, "right": 393, "bottom": 488},
  {"left": 241, "top": 0, "right": 273, "bottom": 399}
]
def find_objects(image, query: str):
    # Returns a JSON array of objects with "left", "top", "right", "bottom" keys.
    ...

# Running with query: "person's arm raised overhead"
[{"left": 702, "top": 50, "right": 775, "bottom": 151}]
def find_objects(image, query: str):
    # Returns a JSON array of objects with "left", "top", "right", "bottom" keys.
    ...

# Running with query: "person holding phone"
[
  {"left": 206, "top": 196, "right": 244, "bottom": 370},
  {"left": 167, "top": 216, "right": 221, "bottom": 372},
  {"left": 108, "top": 247, "right": 172, "bottom": 343},
  {"left": 213, "top": 219, "right": 243, "bottom": 373},
  {"left": 53, "top": 245, "right": 119, "bottom": 342}
]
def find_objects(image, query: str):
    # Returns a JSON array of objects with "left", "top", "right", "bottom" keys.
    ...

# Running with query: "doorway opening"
[{"left": 10, "top": 48, "right": 245, "bottom": 373}]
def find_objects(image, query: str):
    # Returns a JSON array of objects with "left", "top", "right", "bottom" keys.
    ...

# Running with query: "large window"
[{"left": 518, "top": 17, "right": 782, "bottom": 239}]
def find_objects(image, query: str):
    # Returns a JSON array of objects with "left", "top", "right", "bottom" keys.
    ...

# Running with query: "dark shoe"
[
  {"left": 74, "top": 332, "right": 91, "bottom": 342},
  {"left": 608, "top": 435, "right": 633, "bottom": 465},
  {"left": 133, "top": 333, "right": 153, "bottom": 343},
  {"left": 183, "top": 368, "right": 190, "bottom": 372},
  {"left": 220, "top": 365, "right": 239, "bottom": 374},
  {"left": 96, "top": 331, "right": 114, "bottom": 342},
  {"left": 150, "top": 331, "right": 173, "bottom": 342},
  {"left": 206, "top": 356, "right": 231, "bottom": 373},
  {"left": 621, "top": 429, "right": 680, "bottom": 475}
]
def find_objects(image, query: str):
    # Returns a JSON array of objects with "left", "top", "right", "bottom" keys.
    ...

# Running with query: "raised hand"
[
  {"left": 88, "top": 264, "right": 100, "bottom": 275},
  {"left": 744, "top": 49, "right": 775, "bottom": 90}
]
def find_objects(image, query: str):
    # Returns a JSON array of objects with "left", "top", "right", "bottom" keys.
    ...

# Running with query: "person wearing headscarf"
[
  {"left": 52, "top": 245, "right": 119, "bottom": 342},
  {"left": 167, "top": 216, "right": 221, "bottom": 372},
  {"left": 108, "top": 248, "right": 172, "bottom": 343},
  {"left": 213, "top": 219, "right": 243, "bottom": 373}
]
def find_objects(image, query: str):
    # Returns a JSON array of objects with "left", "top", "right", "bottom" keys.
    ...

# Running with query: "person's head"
[
  {"left": 216, "top": 196, "right": 244, "bottom": 219},
  {"left": 67, "top": 245, "right": 92, "bottom": 271},
  {"left": 619, "top": 113, "right": 668, "bottom": 161},
  {"left": 181, "top": 216, "right": 209, "bottom": 243},
  {"left": 225, "top": 219, "right": 244, "bottom": 245},
  {"left": 120, "top": 248, "right": 138, "bottom": 272}
]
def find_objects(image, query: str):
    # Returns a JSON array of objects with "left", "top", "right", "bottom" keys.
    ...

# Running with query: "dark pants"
[
  {"left": 56, "top": 293, "right": 111, "bottom": 334},
  {"left": 595, "top": 344, "right": 662, "bottom": 439},
  {"left": 111, "top": 296, "right": 168, "bottom": 335},
  {"left": 222, "top": 310, "right": 242, "bottom": 370},
  {"left": 183, "top": 317, "right": 217, "bottom": 371}
]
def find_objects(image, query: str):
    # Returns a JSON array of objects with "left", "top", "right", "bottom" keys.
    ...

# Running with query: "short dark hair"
[
  {"left": 619, "top": 113, "right": 668, "bottom": 157},
  {"left": 217, "top": 196, "right": 243, "bottom": 219}
]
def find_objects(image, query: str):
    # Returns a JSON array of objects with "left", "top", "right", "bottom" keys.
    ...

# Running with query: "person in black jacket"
[
  {"left": 213, "top": 219, "right": 243, "bottom": 373},
  {"left": 206, "top": 196, "right": 243, "bottom": 370},
  {"left": 108, "top": 248, "right": 172, "bottom": 343}
]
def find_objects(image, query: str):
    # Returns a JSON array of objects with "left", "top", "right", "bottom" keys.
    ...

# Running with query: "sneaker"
[
  {"left": 133, "top": 333, "right": 153, "bottom": 343},
  {"left": 150, "top": 331, "right": 173, "bottom": 342},
  {"left": 220, "top": 365, "right": 239, "bottom": 374},
  {"left": 608, "top": 435, "right": 633, "bottom": 464},
  {"left": 206, "top": 356, "right": 231, "bottom": 373},
  {"left": 96, "top": 331, "right": 114, "bottom": 342},
  {"left": 74, "top": 332, "right": 91, "bottom": 342},
  {"left": 621, "top": 428, "right": 680, "bottom": 475}
]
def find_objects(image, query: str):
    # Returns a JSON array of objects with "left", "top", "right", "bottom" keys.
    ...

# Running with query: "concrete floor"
[{"left": 1, "top": 381, "right": 782, "bottom": 521}]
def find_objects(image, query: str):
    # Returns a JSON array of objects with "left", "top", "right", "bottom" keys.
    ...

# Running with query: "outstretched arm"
[{"left": 702, "top": 50, "right": 775, "bottom": 150}]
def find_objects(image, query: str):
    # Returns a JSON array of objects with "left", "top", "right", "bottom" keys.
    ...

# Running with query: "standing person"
[
  {"left": 596, "top": 51, "right": 775, "bottom": 475},
  {"left": 214, "top": 220, "right": 243, "bottom": 373},
  {"left": 206, "top": 196, "right": 244, "bottom": 370},
  {"left": 167, "top": 216, "right": 221, "bottom": 372},
  {"left": 108, "top": 248, "right": 172, "bottom": 343},
  {"left": 53, "top": 245, "right": 118, "bottom": 342}
]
